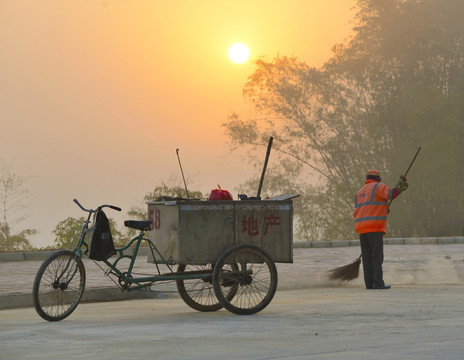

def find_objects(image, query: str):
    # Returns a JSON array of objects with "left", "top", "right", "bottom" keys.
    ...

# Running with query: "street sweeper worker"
[{"left": 354, "top": 169, "right": 408, "bottom": 290}]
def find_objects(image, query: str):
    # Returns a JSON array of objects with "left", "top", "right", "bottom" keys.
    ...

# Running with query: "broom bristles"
[{"left": 328, "top": 254, "right": 362, "bottom": 282}]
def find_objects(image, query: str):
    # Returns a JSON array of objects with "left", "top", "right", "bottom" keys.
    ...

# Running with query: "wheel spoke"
[
  {"left": 213, "top": 244, "right": 277, "bottom": 315},
  {"left": 176, "top": 264, "right": 220, "bottom": 311},
  {"left": 177, "top": 263, "right": 239, "bottom": 312},
  {"left": 33, "top": 250, "right": 85, "bottom": 321}
]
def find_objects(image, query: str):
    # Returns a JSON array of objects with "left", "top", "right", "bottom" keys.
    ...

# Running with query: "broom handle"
[
  {"left": 257, "top": 136, "right": 274, "bottom": 199},
  {"left": 388, "top": 146, "right": 421, "bottom": 208},
  {"left": 402, "top": 146, "right": 422, "bottom": 179}
]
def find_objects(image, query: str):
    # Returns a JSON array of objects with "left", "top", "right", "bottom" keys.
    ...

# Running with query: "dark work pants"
[{"left": 359, "top": 232, "right": 385, "bottom": 289}]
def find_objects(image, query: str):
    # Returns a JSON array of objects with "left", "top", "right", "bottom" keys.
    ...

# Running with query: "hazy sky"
[{"left": 1, "top": 0, "right": 355, "bottom": 247}]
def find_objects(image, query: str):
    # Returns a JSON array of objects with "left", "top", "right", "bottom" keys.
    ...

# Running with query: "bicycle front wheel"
[{"left": 33, "top": 250, "right": 86, "bottom": 321}]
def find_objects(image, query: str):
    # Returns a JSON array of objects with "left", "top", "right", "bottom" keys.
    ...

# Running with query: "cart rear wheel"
[
  {"left": 176, "top": 263, "right": 238, "bottom": 312},
  {"left": 213, "top": 244, "right": 278, "bottom": 315},
  {"left": 33, "top": 250, "right": 86, "bottom": 322}
]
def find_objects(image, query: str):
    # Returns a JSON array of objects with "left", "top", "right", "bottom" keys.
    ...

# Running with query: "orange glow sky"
[{"left": 1, "top": 1, "right": 355, "bottom": 247}]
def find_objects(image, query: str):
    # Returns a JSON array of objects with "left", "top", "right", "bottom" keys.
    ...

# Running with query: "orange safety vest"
[{"left": 354, "top": 180, "right": 393, "bottom": 234}]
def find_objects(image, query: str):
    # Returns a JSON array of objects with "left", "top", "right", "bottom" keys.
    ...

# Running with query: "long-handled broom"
[
  {"left": 327, "top": 147, "right": 421, "bottom": 282},
  {"left": 328, "top": 254, "right": 362, "bottom": 282}
]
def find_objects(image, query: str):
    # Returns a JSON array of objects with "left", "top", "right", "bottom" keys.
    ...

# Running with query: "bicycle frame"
[
  {"left": 70, "top": 199, "right": 212, "bottom": 293},
  {"left": 99, "top": 231, "right": 215, "bottom": 292}
]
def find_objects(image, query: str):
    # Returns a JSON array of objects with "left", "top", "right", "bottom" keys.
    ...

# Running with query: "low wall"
[
  {"left": 0, "top": 246, "right": 150, "bottom": 262},
  {"left": 294, "top": 236, "right": 464, "bottom": 248},
  {"left": 1, "top": 237, "right": 463, "bottom": 262}
]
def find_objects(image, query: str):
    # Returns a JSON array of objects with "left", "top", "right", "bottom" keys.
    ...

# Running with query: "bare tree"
[{"left": 0, "top": 159, "right": 37, "bottom": 251}]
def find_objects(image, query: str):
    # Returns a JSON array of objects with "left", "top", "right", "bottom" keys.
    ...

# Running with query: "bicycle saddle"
[{"left": 124, "top": 220, "right": 152, "bottom": 231}]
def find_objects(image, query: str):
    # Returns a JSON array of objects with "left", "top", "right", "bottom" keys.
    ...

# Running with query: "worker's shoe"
[{"left": 372, "top": 284, "right": 391, "bottom": 290}]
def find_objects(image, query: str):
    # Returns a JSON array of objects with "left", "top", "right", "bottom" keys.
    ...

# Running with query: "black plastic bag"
[{"left": 88, "top": 210, "right": 116, "bottom": 261}]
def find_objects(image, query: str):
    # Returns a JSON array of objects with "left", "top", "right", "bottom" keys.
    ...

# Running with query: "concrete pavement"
[
  {"left": 1, "top": 241, "right": 464, "bottom": 309},
  {"left": 2, "top": 243, "right": 464, "bottom": 359},
  {"left": 2, "top": 286, "right": 464, "bottom": 359}
]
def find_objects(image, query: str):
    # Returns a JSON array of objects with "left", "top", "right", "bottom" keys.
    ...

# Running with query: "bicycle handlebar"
[
  {"left": 73, "top": 199, "right": 91, "bottom": 212},
  {"left": 108, "top": 205, "right": 122, "bottom": 212},
  {"left": 73, "top": 199, "right": 121, "bottom": 213}
]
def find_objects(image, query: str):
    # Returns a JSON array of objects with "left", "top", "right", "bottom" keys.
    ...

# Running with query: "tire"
[
  {"left": 33, "top": 250, "right": 86, "bottom": 321},
  {"left": 176, "top": 263, "right": 238, "bottom": 312},
  {"left": 213, "top": 244, "right": 278, "bottom": 315}
]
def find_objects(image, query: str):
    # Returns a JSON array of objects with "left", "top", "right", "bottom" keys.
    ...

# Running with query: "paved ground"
[
  {"left": 1, "top": 244, "right": 464, "bottom": 359},
  {"left": 2, "top": 243, "right": 464, "bottom": 300}
]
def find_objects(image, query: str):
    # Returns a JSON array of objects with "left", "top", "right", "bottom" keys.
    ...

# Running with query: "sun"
[{"left": 228, "top": 43, "right": 249, "bottom": 64}]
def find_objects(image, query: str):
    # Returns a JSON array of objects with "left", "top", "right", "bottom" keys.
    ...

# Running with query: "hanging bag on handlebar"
[{"left": 87, "top": 210, "right": 116, "bottom": 261}]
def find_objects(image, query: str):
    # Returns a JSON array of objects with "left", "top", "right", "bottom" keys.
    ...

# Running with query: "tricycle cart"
[{"left": 32, "top": 196, "right": 297, "bottom": 321}]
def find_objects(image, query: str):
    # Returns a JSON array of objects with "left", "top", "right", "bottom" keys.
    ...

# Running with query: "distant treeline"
[{"left": 223, "top": 0, "right": 464, "bottom": 240}]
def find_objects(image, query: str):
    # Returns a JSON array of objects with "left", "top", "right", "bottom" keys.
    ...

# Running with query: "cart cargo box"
[{"left": 147, "top": 197, "right": 296, "bottom": 264}]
